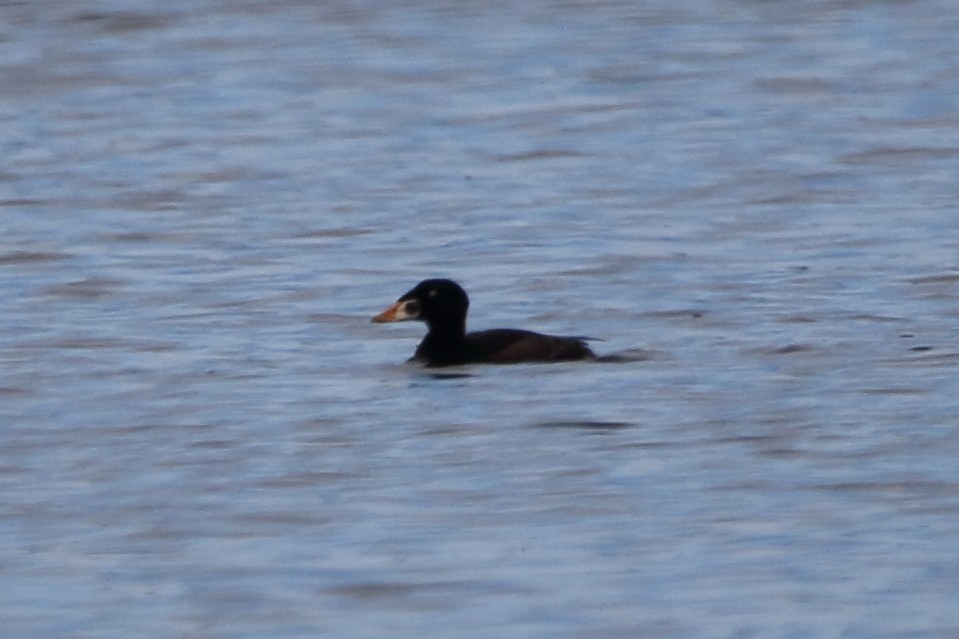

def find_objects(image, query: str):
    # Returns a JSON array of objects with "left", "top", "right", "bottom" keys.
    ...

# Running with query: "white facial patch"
[{"left": 396, "top": 299, "right": 420, "bottom": 320}]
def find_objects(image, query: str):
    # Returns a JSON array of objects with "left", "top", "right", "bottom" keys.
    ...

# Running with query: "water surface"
[{"left": 2, "top": 1, "right": 958, "bottom": 637}]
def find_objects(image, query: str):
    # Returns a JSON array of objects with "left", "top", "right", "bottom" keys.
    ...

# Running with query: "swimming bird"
[{"left": 372, "top": 279, "right": 595, "bottom": 366}]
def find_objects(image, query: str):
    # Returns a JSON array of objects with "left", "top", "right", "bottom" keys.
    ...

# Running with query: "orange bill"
[{"left": 372, "top": 301, "right": 404, "bottom": 323}]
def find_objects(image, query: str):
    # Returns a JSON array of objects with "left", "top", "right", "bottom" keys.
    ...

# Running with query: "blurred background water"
[{"left": 1, "top": 1, "right": 958, "bottom": 637}]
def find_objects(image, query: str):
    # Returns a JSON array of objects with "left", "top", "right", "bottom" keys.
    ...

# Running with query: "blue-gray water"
[{"left": 2, "top": 1, "right": 958, "bottom": 637}]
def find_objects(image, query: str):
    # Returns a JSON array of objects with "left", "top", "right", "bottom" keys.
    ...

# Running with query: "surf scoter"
[{"left": 371, "top": 279, "right": 595, "bottom": 366}]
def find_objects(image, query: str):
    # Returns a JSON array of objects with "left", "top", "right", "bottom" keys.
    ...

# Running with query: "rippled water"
[{"left": 2, "top": 1, "right": 959, "bottom": 637}]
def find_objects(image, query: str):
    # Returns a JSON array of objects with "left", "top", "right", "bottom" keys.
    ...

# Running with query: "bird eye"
[{"left": 428, "top": 289, "right": 437, "bottom": 297}]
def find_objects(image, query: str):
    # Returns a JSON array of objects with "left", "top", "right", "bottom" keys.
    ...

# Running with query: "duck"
[{"left": 372, "top": 279, "right": 595, "bottom": 366}]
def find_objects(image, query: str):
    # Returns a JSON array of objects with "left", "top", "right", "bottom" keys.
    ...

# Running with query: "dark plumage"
[{"left": 372, "top": 279, "right": 595, "bottom": 367}]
